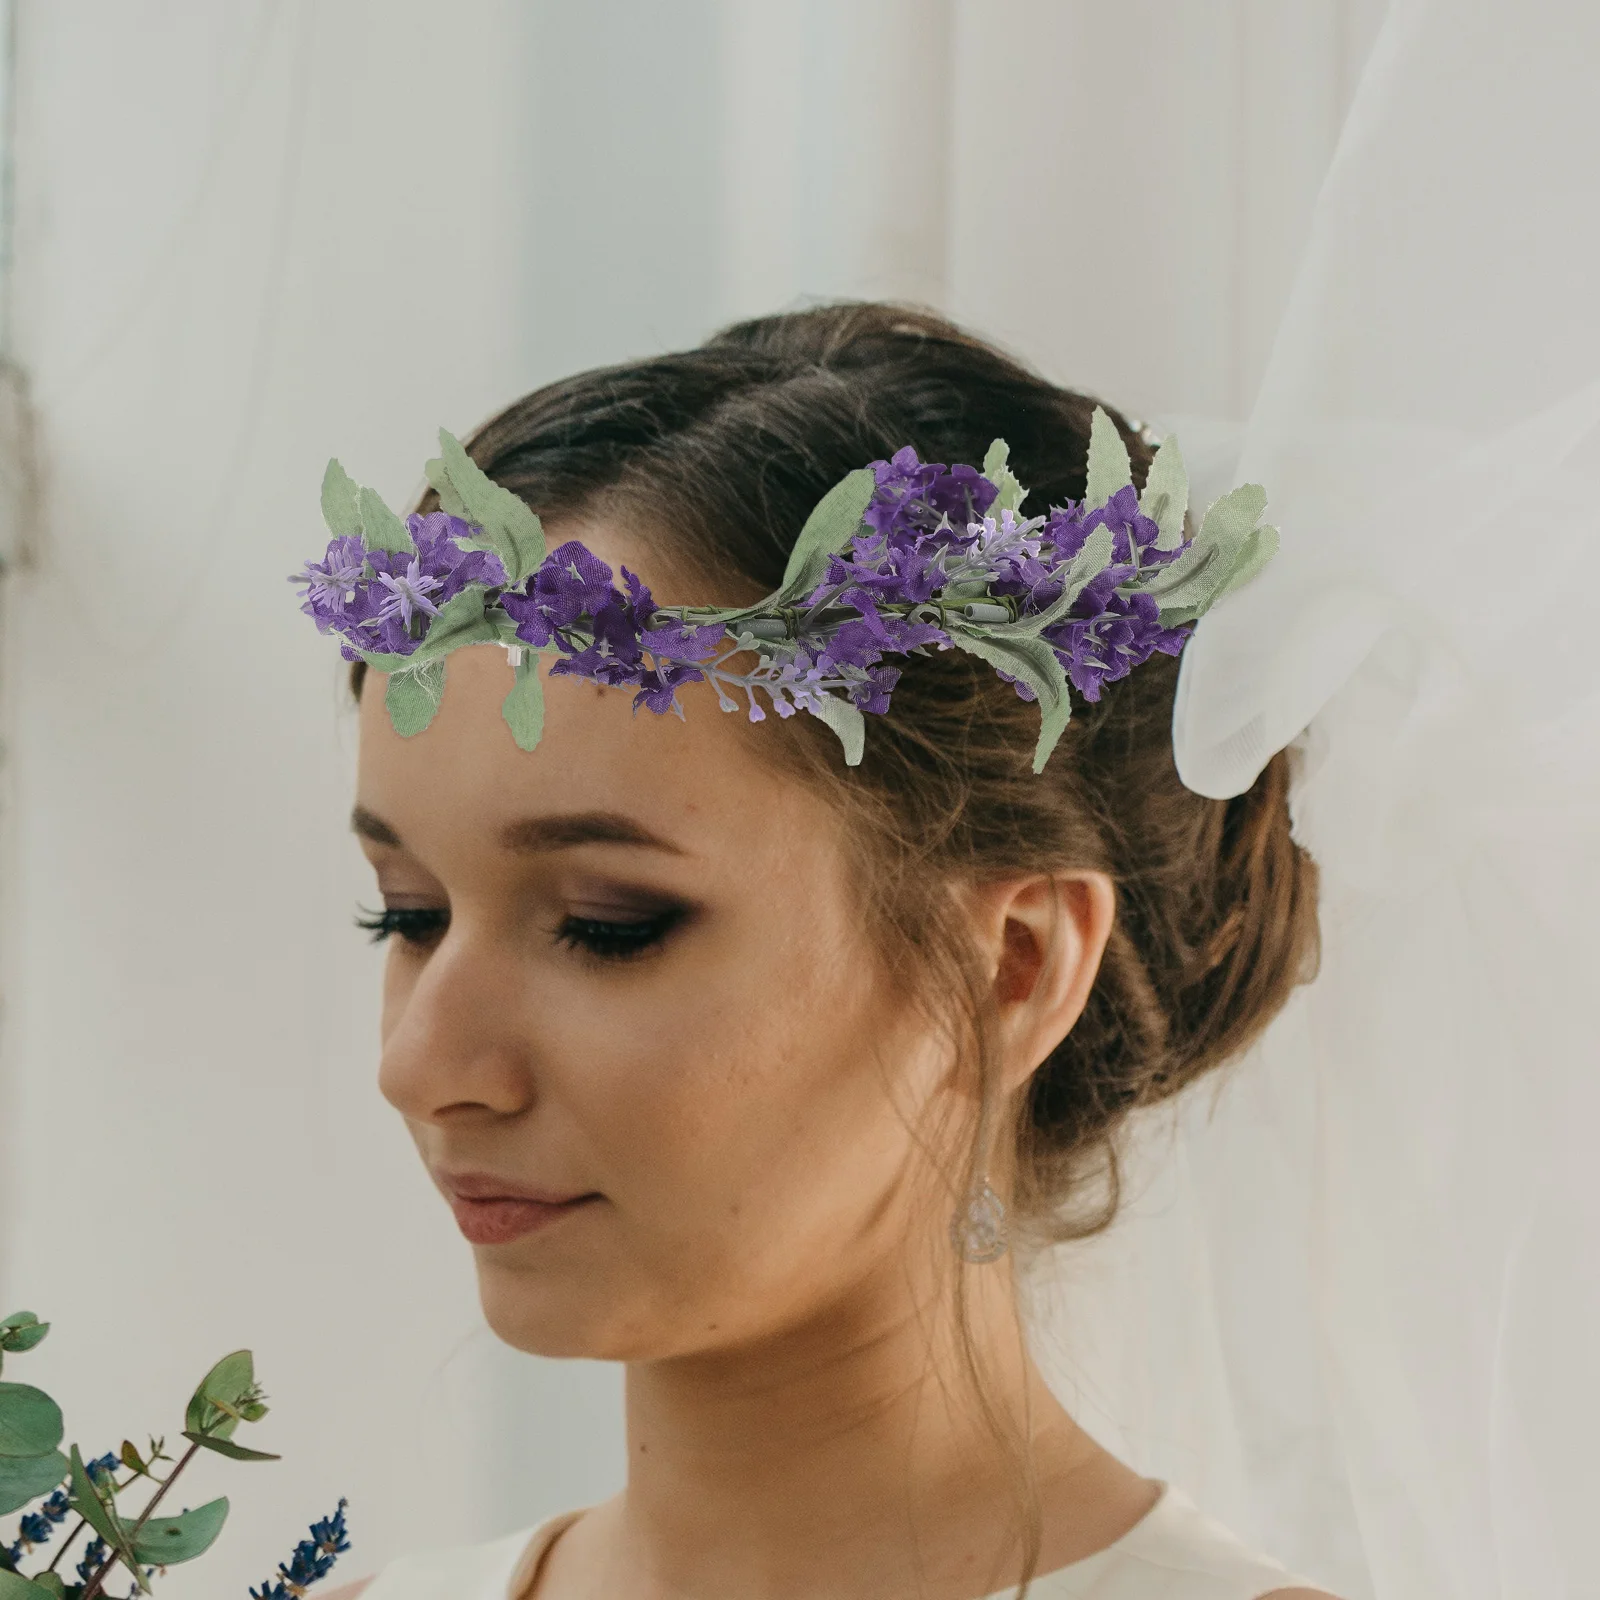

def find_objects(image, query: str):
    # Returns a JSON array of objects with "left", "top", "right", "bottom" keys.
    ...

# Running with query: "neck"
[{"left": 607, "top": 1257, "right": 1110, "bottom": 1600}]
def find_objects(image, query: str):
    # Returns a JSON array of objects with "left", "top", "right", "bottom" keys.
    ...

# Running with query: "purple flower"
[
  {"left": 503, "top": 541, "right": 617, "bottom": 647},
  {"left": 296, "top": 535, "right": 368, "bottom": 629},
  {"left": 1043, "top": 590, "right": 1192, "bottom": 701},
  {"left": 370, "top": 554, "right": 444, "bottom": 629},
  {"left": 863, "top": 446, "right": 998, "bottom": 547}
]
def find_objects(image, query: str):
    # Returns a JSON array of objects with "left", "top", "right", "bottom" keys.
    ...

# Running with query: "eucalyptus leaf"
[
  {"left": 28, "top": 1574, "right": 64, "bottom": 1599},
  {"left": 501, "top": 655, "right": 545, "bottom": 752},
  {"left": 435, "top": 430, "right": 545, "bottom": 583},
  {"left": 1138, "top": 435, "right": 1189, "bottom": 551},
  {"left": 358, "top": 486, "right": 414, "bottom": 557},
  {"left": 1083, "top": 406, "right": 1132, "bottom": 512},
  {"left": 0, "top": 1569, "right": 56, "bottom": 1599},
  {"left": 981, "top": 438, "right": 1025, "bottom": 515},
  {"left": 0, "top": 1449, "right": 67, "bottom": 1515},
  {"left": 423, "top": 455, "right": 469, "bottom": 519},
  {"left": 180, "top": 1430, "right": 280, "bottom": 1463},
  {"left": 385, "top": 662, "right": 446, "bottom": 738},
  {"left": 0, "top": 1385, "right": 63, "bottom": 1459},
  {"left": 777, "top": 468, "right": 876, "bottom": 600},
  {"left": 68, "top": 1445, "right": 144, "bottom": 1592},
  {"left": 805, "top": 694, "right": 866, "bottom": 767},
  {"left": 132, "top": 1497, "right": 229, "bottom": 1567},
  {"left": 0, "top": 1314, "right": 47, "bottom": 1355},
  {"left": 185, "top": 1350, "right": 254, "bottom": 1442},
  {"left": 319, "top": 461, "right": 364, "bottom": 540}
]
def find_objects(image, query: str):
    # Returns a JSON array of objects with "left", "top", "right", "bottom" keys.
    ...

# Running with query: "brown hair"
[{"left": 359, "top": 302, "right": 1320, "bottom": 1587}]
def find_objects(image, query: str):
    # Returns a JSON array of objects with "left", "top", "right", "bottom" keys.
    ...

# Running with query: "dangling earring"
[{"left": 951, "top": 1178, "right": 1008, "bottom": 1264}]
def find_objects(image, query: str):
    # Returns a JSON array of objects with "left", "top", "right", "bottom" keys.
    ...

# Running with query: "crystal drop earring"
[{"left": 950, "top": 1178, "right": 1009, "bottom": 1264}]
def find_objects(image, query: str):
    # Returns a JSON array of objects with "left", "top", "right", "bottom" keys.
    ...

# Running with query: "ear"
[{"left": 968, "top": 872, "right": 1116, "bottom": 1096}]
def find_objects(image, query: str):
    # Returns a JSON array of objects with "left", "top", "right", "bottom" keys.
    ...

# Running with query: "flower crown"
[{"left": 294, "top": 410, "right": 1276, "bottom": 772}]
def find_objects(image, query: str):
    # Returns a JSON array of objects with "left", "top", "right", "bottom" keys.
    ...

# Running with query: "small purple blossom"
[{"left": 249, "top": 1499, "right": 350, "bottom": 1600}]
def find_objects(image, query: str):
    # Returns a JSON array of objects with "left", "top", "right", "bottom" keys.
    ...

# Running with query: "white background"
[{"left": 0, "top": 2, "right": 1391, "bottom": 1593}]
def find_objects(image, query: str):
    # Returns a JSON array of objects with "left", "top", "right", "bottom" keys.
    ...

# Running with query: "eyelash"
[{"left": 355, "top": 906, "right": 684, "bottom": 962}]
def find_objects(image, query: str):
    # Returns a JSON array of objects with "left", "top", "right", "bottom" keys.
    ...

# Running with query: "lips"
[{"left": 436, "top": 1173, "right": 600, "bottom": 1246}]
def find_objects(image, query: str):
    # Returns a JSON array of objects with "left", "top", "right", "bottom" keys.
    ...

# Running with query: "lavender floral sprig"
[
  {"left": 295, "top": 411, "right": 1278, "bottom": 771},
  {"left": 248, "top": 1499, "right": 349, "bottom": 1600}
]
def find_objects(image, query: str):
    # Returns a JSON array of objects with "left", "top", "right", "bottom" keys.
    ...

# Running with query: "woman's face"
[{"left": 355, "top": 523, "right": 960, "bottom": 1361}]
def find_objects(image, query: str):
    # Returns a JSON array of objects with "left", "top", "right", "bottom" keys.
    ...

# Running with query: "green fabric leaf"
[
  {"left": 385, "top": 662, "right": 446, "bottom": 738},
  {"left": 947, "top": 629, "right": 1073, "bottom": 771},
  {"left": 1151, "top": 483, "right": 1272, "bottom": 625},
  {"left": 501, "top": 655, "right": 545, "bottom": 752},
  {"left": 0, "top": 1569, "right": 57, "bottom": 1598},
  {"left": 994, "top": 527, "right": 1115, "bottom": 638},
  {"left": 778, "top": 468, "right": 876, "bottom": 600},
  {"left": 981, "top": 438, "right": 1026, "bottom": 514},
  {"left": 320, "top": 460, "right": 363, "bottom": 539},
  {"left": 1083, "top": 406, "right": 1132, "bottom": 512},
  {"left": 0, "top": 1385, "right": 63, "bottom": 1458},
  {"left": 424, "top": 455, "right": 469, "bottom": 519},
  {"left": 435, "top": 430, "right": 545, "bottom": 582},
  {"left": 1139, "top": 435, "right": 1189, "bottom": 550},
  {"left": 805, "top": 694, "right": 866, "bottom": 766},
  {"left": 132, "top": 1497, "right": 229, "bottom": 1567},
  {"left": 180, "top": 1430, "right": 279, "bottom": 1463},
  {"left": 358, "top": 486, "right": 414, "bottom": 556},
  {"left": 0, "top": 1449, "right": 67, "bottom": 1515},
  {"left": 410, "top": 589, "right": 498, "bottom": 661}
]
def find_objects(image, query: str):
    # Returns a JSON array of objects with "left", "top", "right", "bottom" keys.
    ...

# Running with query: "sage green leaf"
[
  {"left": 993, "top": 527, "right": 1115, "bottom": 638},
  {"left": 1138, "top": 435, "right": 1189, "bottom": 550},
  {"left": 0, "top": 1314, "right": 48, "bottom": 1354},
  {"left": 358, "top": 486, "right": 414, "bottom": 556},
  {"left": 436, "top": 430, "right": 545, "bottom": 582},
  {"left": 0, "top": 1385, "right": 63, "bottom": 1458},
  {"left": 410, "top": 589, "right": 498, "bottom": 661},
  {"left": 424, "top": 455, "right": 469, "bottom": 519},
  {"left": 1150, "top": 483, "right": 1271, "bottom": 625},
  {"left": 385, "top": 662, "right": 446, "bottom": 738},
  {"left": 805, "top": 694, "right": 866, "bottom": 766},
  {"left": 27, "top": 1573, "right": 64, "bottom": 1599},
  {"left": 778, "top": 468, "right": 876, "bottom": 600},
  {"left": 981, "top": 438, "right": 1026, "bottom": 515},
  {"left": 1084, "top": 406, "right": 1132, "bottom": 512},
  {"left": 68, "top": 1445, "right": 144, "bottom": 1592},
  {"left": 0, "top": 1569, "right": 56, "bottom": 1599},
  {"left": 320, "top": 461, "right": 364, "bottom": 540},
  {"left": 501, "top": 655, "right": 545, "bottom": 752},
  {"left": 0, "top": 1449, "right": 67, "bottom": 1515},
  {"left": 180, "top": 1430, "right": 280, "bottom": 1463},
  {"left": 132, "top": 1497, "right": 229, "bottom": 1566},
  {"left": 947, "top": 629, "right": 1073, "bottom": 771}
]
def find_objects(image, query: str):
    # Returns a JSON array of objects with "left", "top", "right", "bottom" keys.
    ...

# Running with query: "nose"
[{"left": 377, "top": 913, "right": 537, "bottom": 1125}]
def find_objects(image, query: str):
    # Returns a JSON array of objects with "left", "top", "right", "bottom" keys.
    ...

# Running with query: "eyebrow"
[{"left": 350, "top": 805, "right": 686, "bottom": 856}]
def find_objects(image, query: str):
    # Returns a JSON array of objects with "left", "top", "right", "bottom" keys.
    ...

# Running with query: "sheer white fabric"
[{"left": 1032, "top": 2, "right": 1600, "bottom": 1597}]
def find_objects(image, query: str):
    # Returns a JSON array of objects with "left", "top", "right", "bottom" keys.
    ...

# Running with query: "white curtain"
[{"left": 12, "top": 2, "right": 1590, "bottom": 1596}]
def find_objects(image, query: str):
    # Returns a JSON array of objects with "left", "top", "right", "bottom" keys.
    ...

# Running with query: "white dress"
[{"left": 362, "top": 1485, "right": 1315, "bottom": 1599}]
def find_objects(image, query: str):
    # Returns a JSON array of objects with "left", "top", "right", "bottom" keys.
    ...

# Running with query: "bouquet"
[{"left": 0, "top": 1311, "right": 349, "bottom": 1599}]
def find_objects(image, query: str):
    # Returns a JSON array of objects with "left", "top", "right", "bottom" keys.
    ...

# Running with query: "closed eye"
[
  {"left": 357, "top": 906, "right": 449, "bottom": 946},
  {"left": 557, "top": 908, "right": 685, "bottom": 962}
]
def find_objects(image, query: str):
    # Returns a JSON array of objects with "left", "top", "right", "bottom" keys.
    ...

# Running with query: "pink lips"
[{"left": 437, "top": 1172, "right": 600, "bottom": 1246}]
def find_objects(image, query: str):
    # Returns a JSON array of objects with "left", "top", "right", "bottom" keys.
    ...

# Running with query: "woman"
[{"left": 313, "top": 304, "right": 1337, "bottom": 1599}]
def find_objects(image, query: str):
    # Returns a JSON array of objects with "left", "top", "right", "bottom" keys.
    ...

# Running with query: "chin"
[{"left": 475, "top": 1258, "right": 657, "bottom": 1361}]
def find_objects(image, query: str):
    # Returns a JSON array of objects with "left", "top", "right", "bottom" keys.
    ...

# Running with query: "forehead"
[{"left": 354, "top": 520, "right": 830, "bottom": 870}]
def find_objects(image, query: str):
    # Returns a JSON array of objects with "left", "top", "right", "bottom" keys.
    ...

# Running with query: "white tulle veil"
[{"left": 1025, "top": 2, "right": 1600, "bottom": 1595}]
